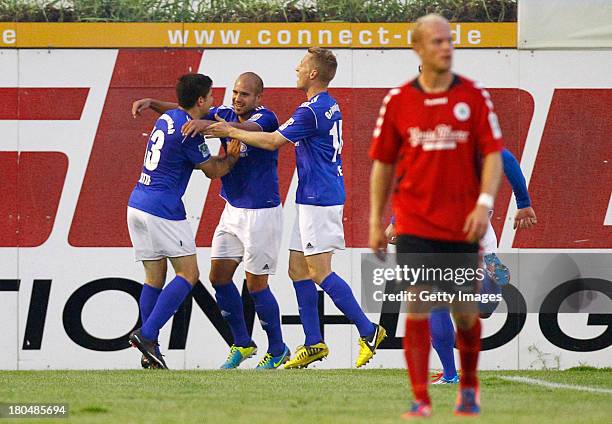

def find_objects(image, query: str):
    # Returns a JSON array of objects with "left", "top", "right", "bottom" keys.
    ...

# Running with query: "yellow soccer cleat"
[
  {"left": 356, "top": 324, "right": 387, "bottom": 368},
  {"left": 284, "top": 342, "right": 329, "bottom": 369},
  {"left": 220, "top": 343, "right": 258, "bottom": 369}
]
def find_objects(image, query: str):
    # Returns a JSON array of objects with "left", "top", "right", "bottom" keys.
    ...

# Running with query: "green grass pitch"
[{"left": 1, "top": 368, "right": 611, "bottom": 423}]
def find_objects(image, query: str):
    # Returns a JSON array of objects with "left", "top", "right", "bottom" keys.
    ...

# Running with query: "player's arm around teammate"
[
  {"left": 205, "top": 119, "right": 288, "bottom": 151},
  {"left": 132, "top": 89, "right": 268, "bottom": 136},
  {"left": 196, "top": 139, "right": 241, "bottom": 179}
]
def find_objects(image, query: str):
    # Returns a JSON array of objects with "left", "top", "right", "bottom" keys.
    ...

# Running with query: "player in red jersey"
[{"left": 369, "top": 14, "right": 503, "bottom": 418}]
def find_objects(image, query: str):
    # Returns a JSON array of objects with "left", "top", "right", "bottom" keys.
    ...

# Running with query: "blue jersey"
[
  {"left": 206, "top": 105, "right": 280, "bottom": 209},
  {"left": 128, "top": 108, "right": 211, "bottom": 220},
  {"left": 277, "top": 92, "right": 346, "bottom": 206}
]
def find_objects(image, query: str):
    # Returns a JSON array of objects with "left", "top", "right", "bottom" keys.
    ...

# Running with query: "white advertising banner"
[
  {"left": 0, "top": 48, "right": 611, "bottom": 370},
  {"left": 519, "top": 0, "right": 612, "bottom": 48}
]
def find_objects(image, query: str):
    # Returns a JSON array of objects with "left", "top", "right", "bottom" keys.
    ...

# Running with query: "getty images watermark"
[
  {"left": 370, "top": 263, "right": 501, "bottom": 304},
  {"left": 360, "top": 252, "right": 612, "bottom": 314}
]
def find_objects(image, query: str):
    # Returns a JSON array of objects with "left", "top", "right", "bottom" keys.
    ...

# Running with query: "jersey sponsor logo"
[
  {"left": 408, "top": 125, "right": 469, "bottom": 151},
  {"left": 424, "top": 97, "right": 448, "bottom": 106},
  {"left": 279, "top": 117, "right": 294, "bottom": 131},
  {"left": 453, "top": 102, "right": 471, "bottom": 121}
]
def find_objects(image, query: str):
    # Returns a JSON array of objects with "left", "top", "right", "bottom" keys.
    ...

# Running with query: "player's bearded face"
[{"left": 232, "top": 79, "right": 259, "bottom": 116}]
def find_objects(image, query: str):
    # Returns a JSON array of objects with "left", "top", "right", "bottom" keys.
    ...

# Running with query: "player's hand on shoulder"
[
  {"left": 204, "top": 120, "right": 231, "bottom": 138},
  {"left": 463, "top": 205, "right": 489, "bottom": 243},
  {"left": 132, "top": 98, "right": 151, "bottom": 118},
  {"left": 514, "top": 206, "right": 537, "bottom": 230},
  {"left": 226, "top": 139, "right": 242, "bottom": 159},
  {"left": 182, "top": 119, "right": 210, "bottom": 138}
]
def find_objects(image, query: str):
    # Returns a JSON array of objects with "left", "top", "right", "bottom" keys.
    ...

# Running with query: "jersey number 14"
[{"left": 330, "top": 120, "right": 343, "bottom": 163}]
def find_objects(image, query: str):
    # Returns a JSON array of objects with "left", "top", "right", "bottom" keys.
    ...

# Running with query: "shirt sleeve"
[
  {"left": 473, "top": 87, "right": 503, "bottom": 156},
  {"left": 182, "top": 134, "right": 212, "bottom": 166},
  {"left": 369, "top": 88, "right": 402, "bottom": 164},
  {"left": 248, "top": 109, "right": 279, "bottom": 132},
  {"left": 502, "top": 148, "right": 531, "bottom": 208},
  {"left": 276, "top": 106, "right": 317, "bottom": 144}
]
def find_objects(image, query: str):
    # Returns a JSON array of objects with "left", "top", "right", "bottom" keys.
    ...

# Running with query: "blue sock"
[
  {"left": 139, "top": 284, "right": 162, "bottom": 326},
  {"left": 430, "top": 308, "right": 457, "bottom": 379},
  {"left": 141, "top": 275, "right": 192, "bottom": 341},
  {"left": 293, "top": 279, "right": 323, "bottom": 345},
  {"left": 214, "top": 282, "right": 251, "bottom": 347},
  {"left": 320, "top": 272, "right": 375, "bottom": 338},
  {"left": 250, "top": 286, "right": 285, "bottom": 356}
]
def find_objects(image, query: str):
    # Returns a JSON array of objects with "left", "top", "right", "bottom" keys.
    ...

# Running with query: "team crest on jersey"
[
  {"left": 198, "top": 142, "right": 210, "bottom": 157},
  {"left": 453, "top": 102, "right": 471, "bottom": 121},
  {"left": 239, "top": 142, "right": 248, "bottom": 157}
]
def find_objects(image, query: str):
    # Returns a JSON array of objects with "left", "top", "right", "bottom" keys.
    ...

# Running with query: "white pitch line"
[{"left": 500, "top": 376, "right": 612, "bottom": 394}]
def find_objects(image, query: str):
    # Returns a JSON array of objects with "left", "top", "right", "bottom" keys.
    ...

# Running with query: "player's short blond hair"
[
  {"left": 412, "top": 14, "right": 450, "bottom": 45},
  {"left": 307, "top": 47, "right": 337, "bottom": 84}
]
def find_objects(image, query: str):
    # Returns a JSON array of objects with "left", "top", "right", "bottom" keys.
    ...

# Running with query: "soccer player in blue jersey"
[
  {"left": 386, "top": 147, "right": 537, "bottom": 384},
  {"left": 127, "top": 74, "right": 241, "bottom": 369},
  {"left": 132, "top": 73, "right": 290, "bottom": 369},
  {"left": 206, "top": 47, "right": 387, "bottom": 369}
]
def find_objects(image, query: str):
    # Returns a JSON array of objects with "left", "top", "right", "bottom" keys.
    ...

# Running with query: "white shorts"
[
  {"left": 289, "top": 204, "right": 345, "bottom": 256},
  {"left": 211, "top": 202, "right": 282, "bottom": 275},
  {"left": 481, "top": 211, "right": 498, "bottom": 255},
  {"left": 127, "top": 207, "right": 196, "bottom": 261}
]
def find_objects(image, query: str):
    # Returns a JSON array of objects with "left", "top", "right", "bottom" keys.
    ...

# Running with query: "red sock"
[
  {"left": 403, "top": 318, "right": 431, "bottom": 404},
  {"left": 456, "top": 318, "right": 481, "bottom": 388}
]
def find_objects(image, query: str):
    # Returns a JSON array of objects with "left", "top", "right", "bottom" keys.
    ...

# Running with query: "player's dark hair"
[
  {"left": 307, "top": 47, "right": 337, "bottom": 84},
  {"left": 176, "top": 73, "right": 213, "bottom": 109}
]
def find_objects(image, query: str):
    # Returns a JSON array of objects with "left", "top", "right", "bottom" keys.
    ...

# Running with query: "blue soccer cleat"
[
  {"left": 454, "top": 387, "right": 481, "bottom": 416},
  {"left": 484, "top": 253, "right": 510, "bottom": 286},
  {"left": 401, "top": 401, "right": 432, "bottom": 419},
  {"left": 255, "top": 345, "right": 291, "bottom": 369},
  {"left": 431, "top": 372, "right": 460, "bottom": 385},
  {"left": 220, "top": 342, "right": 258, "bottom": 369}
]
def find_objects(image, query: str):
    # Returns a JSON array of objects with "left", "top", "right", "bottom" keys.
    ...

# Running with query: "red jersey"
[{"left": 369, "top": 74, "right": 503, "bottom": 242}]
